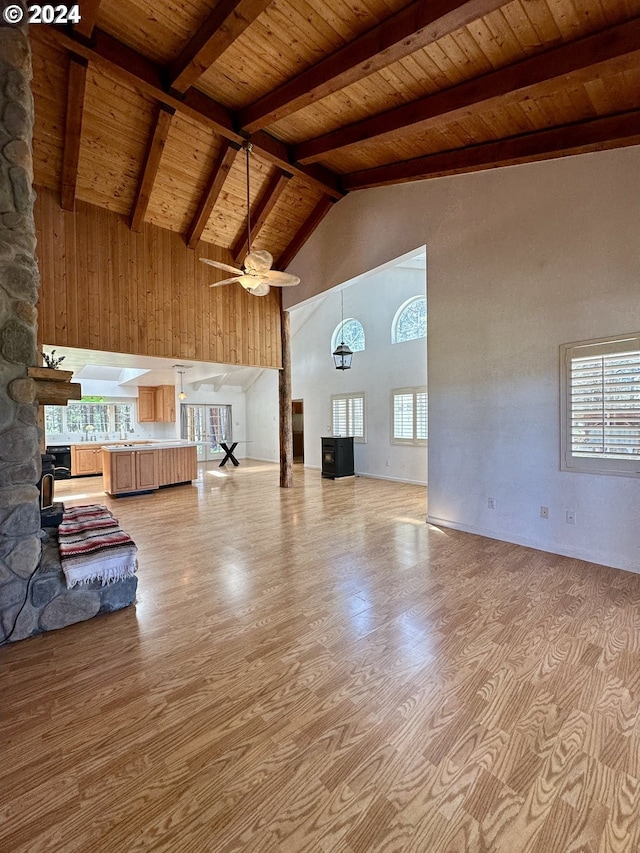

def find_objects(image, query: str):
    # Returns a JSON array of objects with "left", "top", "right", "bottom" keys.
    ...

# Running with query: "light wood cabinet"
[
  {"left": 103, "top": 449, "right": 160, "bottom": 496},
  {"left": 137, "top": 387, "right": 157, "bottom": 422},
  {"left": 137, "top": 385, "right": 176, "bottom": 423},
  {"left": 157, "top": 446, "right": 198, "bottom": 487},
  {"left": 156, "top": 385, "right": 175, "bottom": 423},
  {"left": 71, "top": 445, "right": 102, "bottom": 476}
]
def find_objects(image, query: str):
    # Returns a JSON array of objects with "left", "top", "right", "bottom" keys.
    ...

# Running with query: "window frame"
[
  {"left": 560, "top": 333, "right": 640, "bottom": 478},
  {"left": 331, "top": 318, "right": 365, "bottom": 354},
  {"left": 331, "top": 392, "right": 366, "bottom": 443},
  {"left": 392, "top": 295, "right": 427, "bottom": 344},
  {"left": 391, "top": 387, "right": 428, "bottom": 446},
  {"left": 44, "top": 401, "right": 135, "bottom": 438}
]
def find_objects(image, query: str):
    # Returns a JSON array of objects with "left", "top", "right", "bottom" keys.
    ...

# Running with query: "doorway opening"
[{"left": 292, "top": 400, "right": 304, "bottom": 463}]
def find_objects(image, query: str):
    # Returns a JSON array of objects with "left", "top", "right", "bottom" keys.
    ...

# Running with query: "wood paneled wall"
[{"left": 34, "top": 186, "right": 282, "bottom": 368}]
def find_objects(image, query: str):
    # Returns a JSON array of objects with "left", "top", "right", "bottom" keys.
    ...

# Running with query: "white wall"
[
  {"left": 245, "top": 369, "right": 279, "bottom": 462},
  {"left": 288, "top": 266, "right": 428, "bottom": 483},
  {"left": 284, "top": 147, "right": 640, "bottom": 573}
]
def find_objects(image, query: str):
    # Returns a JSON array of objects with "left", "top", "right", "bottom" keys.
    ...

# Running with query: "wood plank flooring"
[{"left": 1, "top": 462, "right": 638, "bottom": 852}]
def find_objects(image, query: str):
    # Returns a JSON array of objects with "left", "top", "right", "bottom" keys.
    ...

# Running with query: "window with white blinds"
[
  {"left": 560, "top": 335, "right": 640, "bottom": 477},
  {"left": 331, "top": 393, "right": 365, "bottom": 442},
  {"left": 392, "top": 388, "right": 427, "bottom": 444}
]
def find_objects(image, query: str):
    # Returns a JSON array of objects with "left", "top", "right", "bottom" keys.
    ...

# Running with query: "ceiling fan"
[{"left": 200, "top": 143, "right": 300, "bottom": 297}]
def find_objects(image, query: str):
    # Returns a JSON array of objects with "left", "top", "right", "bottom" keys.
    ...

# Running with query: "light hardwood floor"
[{"left": 1, "top": 462, "right": 638, "bottom": 852}]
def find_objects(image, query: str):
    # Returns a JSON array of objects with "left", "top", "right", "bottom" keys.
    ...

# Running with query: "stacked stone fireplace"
[
  {"left": 0, "top": 13, "right": 43, "bottom": 643},
  {"left": 0, "top": 14, "right": 137, "bottom": 643}
]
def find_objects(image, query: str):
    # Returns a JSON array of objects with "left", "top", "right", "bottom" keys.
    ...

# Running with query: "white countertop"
[{"left": 101, "top": 442, "right": 198, "bottom": 453}]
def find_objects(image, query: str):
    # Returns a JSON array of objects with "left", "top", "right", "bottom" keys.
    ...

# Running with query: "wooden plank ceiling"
[{"left": 30, "top": 0, "right": 640, "bottom": 268}]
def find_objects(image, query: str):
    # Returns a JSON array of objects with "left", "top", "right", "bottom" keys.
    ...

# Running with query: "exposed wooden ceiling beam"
[
  {"left": 73, "top": 0, "right": 102, "bottom": 38},
  {"left": 233, "top": 171, "right": 291, "bottom": 262},
  {"left": 130, "top": 104, "right": 175, "bottom": 232},
  {"left": 296, "top": 19, "right": 640, "bottom": 164},
  {"left": 168, "top": 0, "right": 275, "bottom": 94},
  {"left": 32, "top": 25, "right": 345, "bottom": 199},
  {"left": 277, "top": 196, "right": 336, "bottom": 270},
  {"left": 237, "top": 0, "right": 507, "bottom": 133},
  {"left": 61, "top": 54, "right": 88, "bottom": 211},
  {"left": 186, "top": 141, "right": 240, "bottom": 249},
  {"left": 344, "top": 111, "right": 640, "bottom": 190}
]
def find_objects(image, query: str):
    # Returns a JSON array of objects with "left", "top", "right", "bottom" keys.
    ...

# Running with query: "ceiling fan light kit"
[{"left": 200, "top": 144, "right": 300, "bottom": 296}]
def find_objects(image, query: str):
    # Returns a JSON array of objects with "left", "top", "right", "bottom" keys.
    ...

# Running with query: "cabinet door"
[
  {"left": 136, "top": 450, "right": 159, "bottom": 490},
  {"left": 157, "top": 385, "right": 176, "bottom": 423},
  {"left": 111, "top": 452, "right": 137, "bottom": 493},
  {"left": 73, "top": 446, "right": 99, "bottom": 476},
  {"left": 137, "top": 387, "right": 157, "bottom": 422}
]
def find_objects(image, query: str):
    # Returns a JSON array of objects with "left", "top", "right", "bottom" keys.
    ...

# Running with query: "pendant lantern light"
[{"left": 333, "top": 290, "right": 353, "bottom": 370}]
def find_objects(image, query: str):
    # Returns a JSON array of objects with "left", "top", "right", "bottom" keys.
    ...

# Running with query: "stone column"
[{"left": 0, "top": 9, "right": 42, "bottom": 643}]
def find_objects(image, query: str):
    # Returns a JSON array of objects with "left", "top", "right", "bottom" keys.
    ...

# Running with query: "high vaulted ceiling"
[{"left": 30, "top": 0, "right": 640, "bottom": 270}]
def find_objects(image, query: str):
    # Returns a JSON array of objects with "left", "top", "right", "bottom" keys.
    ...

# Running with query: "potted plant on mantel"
[{"left": 28, "top": 350, "right": 82, "bottom": 406}]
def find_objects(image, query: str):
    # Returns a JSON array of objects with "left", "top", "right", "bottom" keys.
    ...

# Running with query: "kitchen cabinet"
[
  {"left": 137, "top": 387, "right": 157, "bottom": 422},
  {"left": 157, "top": 446, "right": 198, "bottom": 487},
  {"left": 137, "top": 385, "right": 176, "bottom": 423},
  {"left": 103, "top": 448, "right": 159, "bottom": 495},
  {"left": 156, "top": 385, "right": 175, "bottom": 423},
  {"left": 71, "top": 445, "right": 102, "bottom": 476}
]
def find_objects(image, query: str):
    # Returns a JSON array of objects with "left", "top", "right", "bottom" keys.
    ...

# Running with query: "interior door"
[{"left": 181, "top": 404, "right": 232, "bottom": 462}]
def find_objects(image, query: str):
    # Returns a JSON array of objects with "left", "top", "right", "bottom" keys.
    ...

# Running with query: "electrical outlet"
[
  {"left": 487, "top": 498, "right": 496, "bottom": 510},
  {"left": 540, "top": 506, "right": 549, "bottom": 519},
  {"left": 566, "top": 510, "right": 576, "bottom": 525}
]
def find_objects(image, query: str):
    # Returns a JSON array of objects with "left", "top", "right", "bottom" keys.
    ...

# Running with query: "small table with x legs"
[{"left": 219, "top": 442, "right": 240, "bottom": 467}]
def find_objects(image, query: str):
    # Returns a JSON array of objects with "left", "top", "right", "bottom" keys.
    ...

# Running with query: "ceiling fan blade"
[
  {"left": 244, "top": 250, "right": 273, "bottom": 273},
  {"left": 248, "top": 282, "right": 270, "bottom": 296},
  {"left": 209, "top": 276, "right": 240, "bottom": 287},
  {"left": 262, "top": 269, "right": 301, "bottom": 287},
  {"left": 200, "top": 258, "right": 244, "bottom": 276}
]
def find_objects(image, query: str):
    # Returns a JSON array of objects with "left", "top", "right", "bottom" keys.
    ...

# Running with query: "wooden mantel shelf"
[{"left": 28, "top": 366, "right": 82, "bottom": 405}]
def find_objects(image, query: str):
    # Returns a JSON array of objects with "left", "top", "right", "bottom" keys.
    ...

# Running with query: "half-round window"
[
  {"left": 331, "top": 318, "right": 365, "bottom": 353},
  {"left": 392, "top": 296, "right": 426, "bottom": 343}
]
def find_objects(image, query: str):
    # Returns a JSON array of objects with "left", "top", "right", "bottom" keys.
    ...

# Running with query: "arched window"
[
  {"left": 331, "top": 318, "right": 365, "bottom": 353},
  {"left": 392, "top": 296, "right": 426, "bottom": 343}
]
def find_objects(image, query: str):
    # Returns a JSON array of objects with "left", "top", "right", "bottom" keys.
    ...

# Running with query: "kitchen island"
[{"left": 102, "top": 442, "right": 198, "bottom": 496}]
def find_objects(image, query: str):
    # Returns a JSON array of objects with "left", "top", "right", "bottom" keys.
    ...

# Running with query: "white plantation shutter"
[
  {"left": 561, "top": 335, "right": 640, "bottom": 476},
  {"left": 348, "top": 396, "right": 364, "bottom": 440},
  {"left": 332, "top": 398, "right": 348, "bottom": 436},
  {"left": 332, "top": 393, "right": 365, "bottom": 441},
  {"left": 416, "top": 392, "right": 428, "bottom": 440},
  {"left": 392, "top": 388, "right": 427, "bottom": 444},
  {"left": 393, "top": 393, "right": 414, "bottom": 440}
]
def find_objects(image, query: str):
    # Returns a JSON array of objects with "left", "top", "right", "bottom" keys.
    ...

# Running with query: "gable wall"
[{"left": 284, "top": 148, "right": 640, "bottom": 571}]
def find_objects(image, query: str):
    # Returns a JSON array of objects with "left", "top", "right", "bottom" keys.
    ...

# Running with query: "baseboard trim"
[
  {"left": 357, "top": 472, "right": 428, "bottom": 487},
  {"left": 426, "top": 515, "right": 638, "bottom": 574},
  {"left": 302, "top": 465, "right": 427, "bottom": 486}
]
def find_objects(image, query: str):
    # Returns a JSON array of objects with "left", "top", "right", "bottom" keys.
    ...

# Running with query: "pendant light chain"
[{"left": 333, "top": 287, "right": 353, "bottom": 370}]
